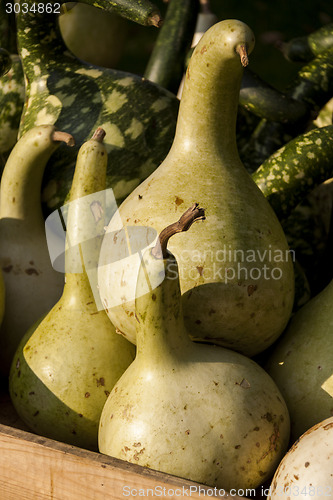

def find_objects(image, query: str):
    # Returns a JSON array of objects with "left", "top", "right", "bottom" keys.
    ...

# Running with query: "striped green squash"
[{"left": 16, "top": 1, "right": 179, "bottom": 211}]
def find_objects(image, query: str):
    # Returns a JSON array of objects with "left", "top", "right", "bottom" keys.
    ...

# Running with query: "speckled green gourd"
[
  {"left": 0, "top": 125, "right": 72, "bottom": 376},
  {"left": 9, "top": 129, "right": 135, "bottom": 451},
  {"left": 98, "top": 20, "right": 295, "bottom": 356},
  {"left": 16, "top": 1, "right": 178, "bottom": 211},
  {"left": 99, "top": 209, "right": 290, "bottom": 490},
  {"left": 265, "top": 278, "right": 333, "bottom": 442},
  {"left": 0, "top": 54, "right": 25, "bottom": 169},
  {"left": 252, "top": 125, "right": 333, "bottom": 220}
]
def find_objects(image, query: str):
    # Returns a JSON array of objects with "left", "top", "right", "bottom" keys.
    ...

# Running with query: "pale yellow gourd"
[
  {"left": 0, "top": 125, "right": 73, "bottom": 375},
  {"left": 99, "top": 205, "right": 290, "bottom": 490},
  {"left": 9, "top": 129, "right": 135, "bottom": 451},
  {"left": 98, "top": 19, "right": 295, "bottom": 356}
]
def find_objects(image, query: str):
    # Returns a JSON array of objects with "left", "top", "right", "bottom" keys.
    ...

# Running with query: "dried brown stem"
[
  {"left": 92, "top": 127, "right": 106, "bottom": 143},
  {"left": 52, "top": 130, "right": 75, "bottom": 147},
  {"left": 199, "top": 0, "right": 212, "bottom": 14},
  {"left": 236, "top": 44, "right": 249, "bottom": 67},
  {"left": 149, "top": 13, "right": 163, "bottom": 28},
  {"left": 151, "top": 203, "right": 206, "bottom": 259}
]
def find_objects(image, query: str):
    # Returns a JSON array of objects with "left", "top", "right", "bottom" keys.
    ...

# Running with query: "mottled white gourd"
[{"left": 268, "top": 417, "right": 333, "bottom": 500}]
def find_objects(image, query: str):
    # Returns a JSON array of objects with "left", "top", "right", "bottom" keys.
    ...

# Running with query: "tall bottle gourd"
[
  {"left": 98, "top": 20, "right": 295, "bottom": 356},
  {"left": 9, "top": 129, "right": 135, "bottom": 451},
  {"left": 0, "top": 126, "right": 72, "bottom": 375}
]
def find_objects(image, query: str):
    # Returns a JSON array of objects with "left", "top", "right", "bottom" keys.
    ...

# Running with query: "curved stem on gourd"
[{"left": 151, "top": 203, "right": 205, "bottom": 259}]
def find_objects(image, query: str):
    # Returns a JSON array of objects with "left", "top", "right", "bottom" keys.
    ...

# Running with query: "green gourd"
[
  {"left": 98, "top": 20, "right": 295, "bottom": 356},
  {"left": 16, "top": 0, "right": 178, "bottom": 211},
  {"left": 0, "top": 125, "right": 73, "bottom": 376},
  {"left": 265, "top": 278, "right": 333, "bottom": 442},
  {"left": 9, "top": 128, "right": 135, "bottom": 451},
  {"left": 98, "top": 205, "right": 290, "bottom": 490},
  {"left": 59, "top": 3, "right": 130, "bottom": 68},
  {"left": 0, "top": 54, "right": 25, "bottom": 170},
  {"left": 0, "top": 48, "right": 11, "bottom": 76}
]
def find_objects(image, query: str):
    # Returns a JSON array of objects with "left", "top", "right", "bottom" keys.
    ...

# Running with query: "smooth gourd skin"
[
  {"left": 268, "top": 417, "right": 333, "bottom": 500},
  {"left": 9, "top": 133, "right": 135, "bottom": 451},
  {"left": 0, "top": 125, "right": 66, "bottom": 375},
  {"left": 265, "top": 279, "right": 333, "bottom": 443},
  {"left": 98, "top": 20, "right": 295, "bottom": 356},
  {"left": 99, "top": 248, "right": 290, "bottom": 490}
]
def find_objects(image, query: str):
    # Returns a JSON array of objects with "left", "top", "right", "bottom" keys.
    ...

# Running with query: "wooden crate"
[{"left": 0, "top": 384, "right": 246, "bottom": 500}]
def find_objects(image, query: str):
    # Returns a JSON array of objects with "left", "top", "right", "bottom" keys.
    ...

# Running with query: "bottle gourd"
[
  {"left": 0, "top": 125, "right": 72, "bottom": 376},
  {"left": 99, "top": 205, "right": 290, "bottom": 490},
  {"left": 265, "top": 278, "right": 333, "bottom": 442},
  {"left": 98, "top": 20, "right": 295, "bottom": 356},
  {"left": 9, "top": 129, "right": 135, "bottom": 451}
]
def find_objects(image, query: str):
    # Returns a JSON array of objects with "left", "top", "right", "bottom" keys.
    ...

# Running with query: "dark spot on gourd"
[
  {"left": 71, "top": 429, "right": 76, "bottom": 435},
  {"left": 254, "top": 426, "right": 260, "bottom": 431},
  {"left": 33, "top": 411, "right": 39, "bottom": 417},
  {"left": 28, "top": 391, "right": 35, "bottom": 396},
  {"left": 247, "top": 285, "right": 257, "bottom": 296},
  {"left": 294, "top": 475, "right": 299, "bottom": 480},
  {"left": 175, "top": 196, "right": 184, "bottom": 206},
  {"left": 200, "top": 45, "right": 207, "bottom": 54},
  {"left": 79, "top": 414, "right": 83, "bottom": 418},
  {"left": 12, "top": 197, "right": 15, "bottom": 203},
  {"left": 208, "top": 308, "right": 216, "bottom": 315},
  {"left": 105, "top": 390, "right": 110, "bottom": 397},
  {"left": 305, "top": 462, "right": 310, "bottom": 467},
  {"left": 185, "top": 429, "right": 190, "bottom": 435},
  {"left": 235, "top": 444, "right": 241, "bottom": 449},
  {"left": 138, "top": 194, "right": 143, "bottom": 199},
  {"left": 25, "top": 268, "right": 39, "bottom": 275},
  {"left": 17, "top": 370, "right": 21, "bottom": 378},
  {"left": 96, "top": 377, "right": 105, "bottom": 387},
  {"left": 2, "top": 265, "right": 13, "bottom": 273},
  {"left": 256, "top": 442, "right": 260, "bottom": 447},
  {"left": 213, "top": 381, "right": 218, "bottom": 386},
  {"left": 196, "top": 266, "right": 204, "bottom": 276},
  {"left": 152, "top": 293, "right": 156, "bottom": 301},
  {"left": 262, "top": 412, "right": 273, "bottom": 422},
  {"left": 85, "top": 392, "right": 90, "bottom": 398},
  {"left": 195, "top": 319, "right": 201, "bottom": 324}
]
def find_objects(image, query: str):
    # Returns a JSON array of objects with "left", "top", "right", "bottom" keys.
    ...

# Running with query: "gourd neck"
[
  {"left": 135, "top": 251, "right": 192, "bottom": 359},
  {"left": 16, "top": 9, "right": 67, "bottom": 68},
  {"left": 62, "top": 128, "right": 107, "bottom": 311},
  {"left": 135, "top": 204, "right": 206, "bottom": 359},
  {"left": 0, "top": 126, "right": 73, "bottom": 228},
  {"left": 172, "top": 20, "right": 254, "bottom": 158}
]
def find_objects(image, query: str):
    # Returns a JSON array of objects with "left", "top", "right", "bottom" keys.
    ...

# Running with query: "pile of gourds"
[{"left": 0, "top": 0, "right": 332, "bottom": 494}]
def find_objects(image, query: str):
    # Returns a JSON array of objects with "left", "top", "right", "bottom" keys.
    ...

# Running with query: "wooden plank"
[{"left": 0, "top": 423, "right": 243, "bottom": 500}]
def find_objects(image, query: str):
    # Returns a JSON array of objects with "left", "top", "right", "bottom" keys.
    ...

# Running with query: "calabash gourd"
[
  {"left": 16, "top": 1, "right": 178, "bottom": 211},
  {"left": 267, "top": 417, "right": 333, "bottom": 500},
  {"left": 265, "top": 278, "right": 333, "bottom": 442},
  {"left": 98, "top": 204, "right": 290, "bottom": 490},
  {"left": 98, "top": 19, "right": 295, "bottom": 356},
  {"left": 9, "top": 128, "right": 135, "bottom": 451},
  {"left": 0, "top": 125, "right": 73, "bottom": 376},
  {"left": 59, "top": 3, "right": 130, "bottom": 68}
]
